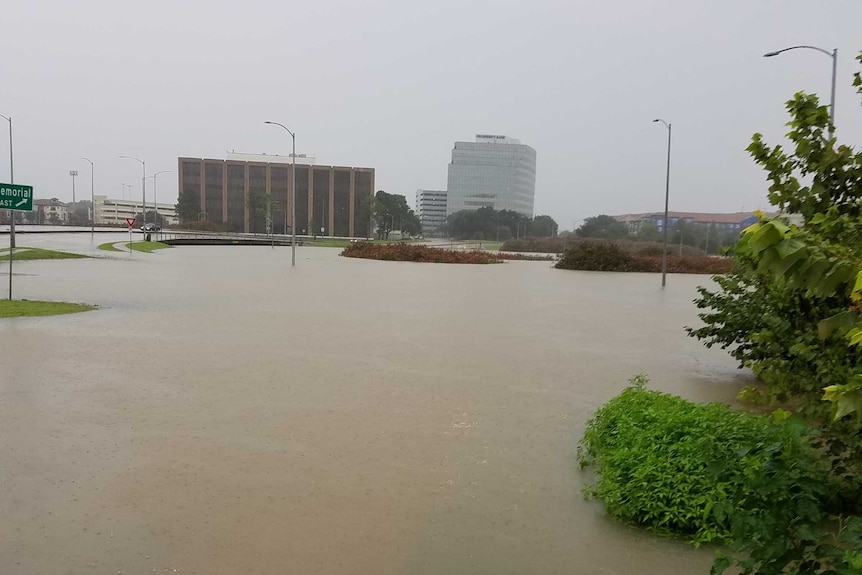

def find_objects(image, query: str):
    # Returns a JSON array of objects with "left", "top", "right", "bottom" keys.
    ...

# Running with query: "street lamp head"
[
  {"left": 652, "top": 119, "right": 660, "bottom": 123},
  {"left": 763, "top": 51, "right": 780, "bottom": 57}
]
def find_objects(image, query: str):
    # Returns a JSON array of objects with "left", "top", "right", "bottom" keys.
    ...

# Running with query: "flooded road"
[{"left": 0, "top": 236, "right": 748, "bottom": 574}]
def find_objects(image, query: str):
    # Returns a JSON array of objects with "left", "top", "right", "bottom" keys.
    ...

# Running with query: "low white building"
[
  {"left": 416, "top": 189, "right": 448, "bottom": 235},
  {"left": 33, "top": 198, "right": 69, "bottom": 223},
  {"left": 94, "top": 195, "right": 178, "bottom": 226}
]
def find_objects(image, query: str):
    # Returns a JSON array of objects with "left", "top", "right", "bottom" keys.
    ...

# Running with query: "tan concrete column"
[
  {"left": 288, "top": 164, "right": 294, "bottom": 235},
  {"left": 266, "top": 164, "right": 272, "bottom": 234},
  {"left": 200, "top": 160, "right": 206, "bottom": 214},
  {"left": 328, "top": 168, "right": 334, "bottom": 237},
  {"left": 221, "top": 161, "right": 227, "bottom": 223},
  {"left": 243, "top": 164, "right": 250, "bottom": 233},
  {"left": 307, "top": 167, "right": 314, "bottom": 235},
  {"left": 349, "top": 170, "right": 355, "bottom": 237}
]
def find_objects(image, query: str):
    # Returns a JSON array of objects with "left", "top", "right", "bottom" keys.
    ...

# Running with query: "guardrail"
[{"left": 154, "top": 230, "right": 301, "bottom": 246}]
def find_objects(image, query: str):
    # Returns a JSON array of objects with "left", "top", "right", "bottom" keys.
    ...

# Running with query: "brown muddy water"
[{"left": 0, "top": 235, "right": 751, "bottom": 574}]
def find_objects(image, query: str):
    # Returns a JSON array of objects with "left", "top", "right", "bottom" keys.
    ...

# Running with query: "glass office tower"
[{"left": 446, "top": 135, "right": 536, "bottom": 217}]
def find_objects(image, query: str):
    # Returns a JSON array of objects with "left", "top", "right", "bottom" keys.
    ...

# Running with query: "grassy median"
[
  {"left": 0, "top": 300, "right": 97, "bottom": 318},
  {"left": 97, "top": 242, "right": 125, "bottom": 252},
  {"left": 0, "top": 247, "right": 89, "bottom": 261},
  {"left": 129, "top": 241, "right": 171, "bottom": 253}
]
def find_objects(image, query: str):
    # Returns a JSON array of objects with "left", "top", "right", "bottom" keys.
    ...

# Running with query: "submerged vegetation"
[
  {"left": 341, "top": 242, "right": 502, "bottom": 264},
  {"left": 554, "top": 241, "right": 733, "bottom": 274}
]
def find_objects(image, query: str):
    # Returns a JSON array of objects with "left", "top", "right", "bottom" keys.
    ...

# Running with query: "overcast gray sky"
[{"left": 1, "top": 0, "right": 860, "bottom": 230}]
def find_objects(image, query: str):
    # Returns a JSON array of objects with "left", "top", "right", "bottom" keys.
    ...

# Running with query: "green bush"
[
  {"left": 579, "top": 377, "right": 862, "bottom": 574},
  {"left": 556, "top": 241, "right": 646, "bottom": 271},
  {"left": 555, "top": 241, "right": 733, "bottom": 274}
]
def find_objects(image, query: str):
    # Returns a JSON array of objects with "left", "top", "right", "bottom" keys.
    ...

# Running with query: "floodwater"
[{"left": 0, "top": 234, "right": 750, "bottom": 574}]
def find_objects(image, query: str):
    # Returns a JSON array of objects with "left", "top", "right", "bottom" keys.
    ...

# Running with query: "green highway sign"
[{"left": 0, "top": 183, "right": 33, "bottom": 211}]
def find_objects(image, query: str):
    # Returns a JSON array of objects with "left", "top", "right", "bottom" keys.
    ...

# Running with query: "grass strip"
[
  {"left": 98, "top": 242, "right": 125, "bottom": 252},
  {"left": 0, "top": 248, "right": 89, "bottom": 261},
  {"left": 0, "top": 300, "right": 97, "bottom": 318},
  {"left": 129, "top": 241, "right": 171, "bottom": 253}
]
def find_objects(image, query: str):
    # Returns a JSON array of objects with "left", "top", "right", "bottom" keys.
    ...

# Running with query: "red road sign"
[{"left": 125, "top": 217, "right": 136, "bottom": 227}]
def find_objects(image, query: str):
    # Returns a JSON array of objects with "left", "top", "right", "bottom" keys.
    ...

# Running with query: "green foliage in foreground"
[
  {"left": 0, "top": 248, "right": 89, "bottom": 261},
  {"left": 97, "top": 242, "right": 124, "bottom": 252},
  {"left": 128, "top": 241, "right": 171, "bottom": 253},
  {"left": 579, "top": 377, "right": 862, "bottom": 575},
  {"left": 0, "top": 300, "right": 96, "bottom": 318}
]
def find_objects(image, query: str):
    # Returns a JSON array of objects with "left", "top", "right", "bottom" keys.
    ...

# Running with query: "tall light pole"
[
  {"left": 264, "top": 121, "right": 296, "bottom": 266},
  {"left": 81, "top": 158, "right": 94, "bottom": 232},
  {"left": 653, "top": 118, "right": 672, "bottom": 288},
  {"left": 69, "top": 170, "right": 78, "bottom": 204},
  {"left": 764, "top": 45, "right": 837, "bottom": 139},
  {"left": 147, "top": 170, "right": 171, "bottom": 226},
  {"left": 119, "top": 155, "right": 146, "bottom": 224},
  {"left": 1, "top": 114, "right": 13, "bottom": 297},
  {"left": 0, "top": 114, "right": 13, "bottom": 249}
]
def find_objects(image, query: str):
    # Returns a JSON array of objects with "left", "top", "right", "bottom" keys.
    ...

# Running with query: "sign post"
[
  {"left": 1, "top": 183, "right": 33, "bottom": 299},
  {"left": 126, "top": 217, "right": 136, "bottom": 254}
]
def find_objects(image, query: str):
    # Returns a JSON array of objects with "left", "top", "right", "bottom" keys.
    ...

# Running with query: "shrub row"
[
  {"left": 340, "top": 242, "right": 502, "bottom": 264},
  {"left": 502, "top": 236, "right": 707, "bottom": 257},
  {"left": 580, "top": 378, "right": 861, "bottom": 574},
  {"left": 554, "top": 241, "right": 733, "bottom": 274},
  {"left": 496, "top": 252, "right": 556, "bottom": 261}
]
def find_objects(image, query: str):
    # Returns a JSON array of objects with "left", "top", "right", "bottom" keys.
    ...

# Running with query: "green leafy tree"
[
  {"left": 443, "top": 207, "right": 530, "bottom": 240},
  {"left": 373, "top": 191, "right": 421, "bottom": 238},
  {"left": 69, "top": 203, "right": 90, "bottom": 225},
  {"left": 636, "top": 222, "right": 661, "bottom": 242},
  {"left": 530, "top": 215, "right": 558, "bottom": 237},
  {"left": 688, "top": 50, "right": 862, "bottom": 575},
  {"left": 131, "top": 210, "right": 166, "bottom": 226},
  {"left": 576, "top": 215, "right": 630, "bottom": 239},
  {"left": 175, "top": 189, "right": 200, "bottom": 224}
]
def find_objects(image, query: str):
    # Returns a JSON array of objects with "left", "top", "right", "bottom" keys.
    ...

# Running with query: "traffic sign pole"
[
  {"left": 126, "top": 217, "right": 136, "bottom": 254},
  {"left": 1, "top": 183, "right": 33, "bottom": 300}
]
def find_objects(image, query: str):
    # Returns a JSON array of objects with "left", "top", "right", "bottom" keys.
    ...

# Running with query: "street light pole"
[
  {"left": 69, "top": 170, "right": 78, "bottom": 205},
  {"left": 81, "top": 158, "right": 94, "bottom": 233},
  {"left": 147, "top": 170, "right": 171, "bottom": 226},
  {"left": 764, "top": 45, "right": 838, "bottom": 138},
  {"left": 0, "top": 114, "right": 13, "bottom": 297},
  {"left": 264, "top": 121, "right": 296, "bottom": 266},
  {"left": 653, "top": 118, "right": 672, "bottom": 289},
  {"left": 119, "top": 155, "right": 146, "bottom": 224}
]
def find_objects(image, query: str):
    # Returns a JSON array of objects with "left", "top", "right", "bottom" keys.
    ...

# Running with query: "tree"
[
  {"left": 687, "top": 53, "right": 862, "bottom": 575},
  {"left": 636, "top": 222, "right": 661, "bottom": 242},
  {"left": 443, "top": 207, "right": 531, "bottom": 240},
  {"left": 69, "top": 203, "right": 90, "bottom": 225},
  {"left": 175, "top": 189, "right": 200, "bottom": 224},
  {"left": 576, "top": 215, "right": 629, "bottom": 239},
  {"left": 373, "top": 191, "right": 421, "bottom": 238},
  {"left": 530, "top": 215, "right": 558, "bottom": 237},
  {"left": 131, "top": 210, "right": 167, "bottom": 226}
]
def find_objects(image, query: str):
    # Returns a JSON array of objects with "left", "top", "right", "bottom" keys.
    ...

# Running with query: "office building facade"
[
  {"left": 178, "top": 154, "right": 374, "bottom": 237},
  {"left": 446, "top": 135, "right": 536, "bottom": 217},
  {"left": 415, "top": 189, "right": 448, "bottom": 235}
]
